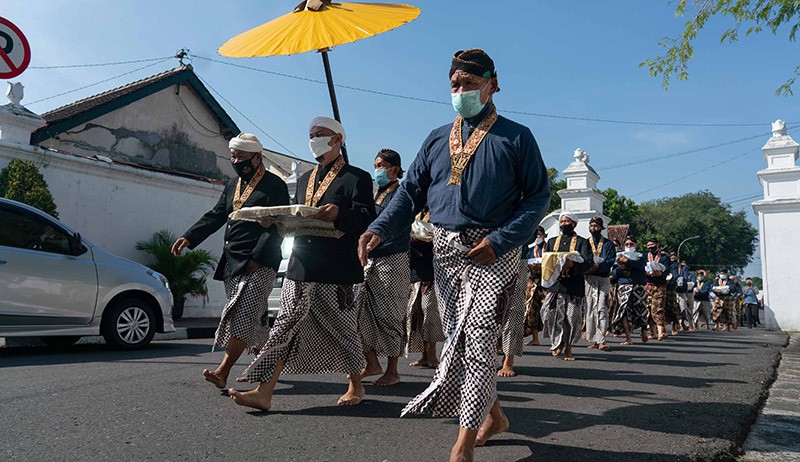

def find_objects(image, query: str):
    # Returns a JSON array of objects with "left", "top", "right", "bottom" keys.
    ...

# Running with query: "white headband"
[
  {"left": 229, "top": 135, "right": 263, "bottom": 153},
  {"left": 309, "top": 116, "right": 346, "bottom": 142},
  {"left": 559, "top": 212, "right": 578, "bottom": 223}
]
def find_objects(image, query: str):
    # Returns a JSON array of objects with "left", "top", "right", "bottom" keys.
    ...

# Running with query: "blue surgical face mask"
[
  {"left": 374, "top": 168, "right": 390, "bottom": 187},
  {"left": 451, "top": 81, "right": 489, "bottom": 118}
]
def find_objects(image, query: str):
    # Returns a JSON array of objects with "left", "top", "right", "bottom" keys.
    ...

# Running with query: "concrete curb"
[
  {"left": 0, "top": 323, "right": 217, "bottom": 348},
  {"left": 742, "top": 334, "right": 800, "bottom": 461}
]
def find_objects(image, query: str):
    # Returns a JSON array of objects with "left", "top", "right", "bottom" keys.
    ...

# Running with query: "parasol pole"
[{"left": 320, "top": 48, "right": 349, "bottom": 163}]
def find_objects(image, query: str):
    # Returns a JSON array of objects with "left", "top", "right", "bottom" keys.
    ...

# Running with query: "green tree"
[
  {"left": 750, "top": 276, "right": 764, "bottom": 288},
  {"left": 547, "top": 167, "right": 567, "bottom": 214},
  {"left": 601, "top": 187, "right": 640, "bottom": 227},
  {"left": 0, "top": 159, "right": 59, "bottom": 218},
  {"left": 642, "top": 0, "right": 800, "bottom": 95},
  {"left": 634, "top": 191, "right": 757, "bottom": 272},
  {"left": 135, "top": 230, "right": 216, "bottom": 319}
]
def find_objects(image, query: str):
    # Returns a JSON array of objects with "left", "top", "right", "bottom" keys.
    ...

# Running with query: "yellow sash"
[
  {"left": 448, "top": 106, "right": 498, "bottom": 185},
  {"left": 589, "top": 236, "right": 604, "bottom": 257},
  {"left": 232, "top": 165, "right": 266, "bottom": 212},
  {"left": 305, "top": 156, "right": 345, "bottom": 207},
  {"left": 374, "top": 180, "right": 399, "bottom": 206}
]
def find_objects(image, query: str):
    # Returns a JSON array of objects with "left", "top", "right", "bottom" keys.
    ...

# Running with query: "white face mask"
[
  {"left": 534, "top": 237, "right": 544, "bottom": 245},
  {"left": 309, "top": 136, "right": 334, "bottom": 159},
  {"left": 624, "top": 246, "right": 635, "bottom": 252}
]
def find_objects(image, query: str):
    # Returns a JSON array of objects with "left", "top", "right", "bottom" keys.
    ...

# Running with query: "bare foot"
[
  {"left": 641, "top": 330, "right": 649, "bottom": 343},
  {"left": 658, "top": 334, "right": 668, "bottom": 341},
  {"left": 359, "top": 366, "right": 382, "bottom": 379},
  {"left": 203, "top": 369, "right": 226, "bottom": 389},
  {"left": 450, "top": 445, "right": 473, "bottom": 462},
  {"left": 337, "top": 384, "right": 365, "bottom": 406},
  {"left": 586, "top": 343, "right": 598, "bottom": 349},
  {"left": 475, "top": 408, "right": 509, "bottom": 446},
  {"left": 409, "top": 359, "right": 426, "bottom": 367},
  {"left": 235, "top": 376, "right": 248, "bottom": 383},
  {"left": 426, "top": 360, "right": 439, "bottom": 369},
  {"left": 373, "top": 372, "right": 400, "bottom": 387},
  {"left": 497, "top": 366, "right": 516, "bottom": 377},
  {"left": 621, "top": 340, "right": 633, "bottom": 346},
  {"left": 525, "top": 338, "right": 540, "bottom": 346},
  {"left": 229, "top": 388, "right": 271, "bottom": 411},
  {"left": 564, "top": 355, "right": 576, "bottom": 361},
  {"left": 598, "top": 343, "right": 611, "bottom": 351},
  {"left": 551, "top": 347, "right": 562, "bottom": 357}
]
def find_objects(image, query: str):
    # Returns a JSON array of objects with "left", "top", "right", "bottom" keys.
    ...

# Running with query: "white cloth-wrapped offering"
[
  {"left": 410, "top": 219, "right": 435, "bottom": 242},
  {"left": 541, "top": 251, "right": 584, "bottom": 288},
  {"left": 528, "top": 257, "right": 542, "bottom": 265},
  {"left": 645, "top": 261, "right": 665, "bottom": 275},
  {"left": 593, "top": 256, "right": 604, "bottom": 265},
  {"left": 687, "top": 281, "right": 695, "bottom": 291},
  {"left": 229, "top": 205, "right": 344, "bottom": 238},
  {"left": 617, "top": 251, "right": 642, "bottom": 261},
  {"left": 713, "top": 285, "right": 731, "bottom": 295}
]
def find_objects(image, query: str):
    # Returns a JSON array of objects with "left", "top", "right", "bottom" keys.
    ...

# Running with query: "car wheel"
[
  {"left": 102, "top": 298, "right": 156, "bottom": 349},
  {"left": 40, "top": 336, "right": 81, "bottom": 347}
]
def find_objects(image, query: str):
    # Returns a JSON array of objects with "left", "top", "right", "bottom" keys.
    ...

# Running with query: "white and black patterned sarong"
[
  {"left": 406, "top": 282, "right": 445, "bottom": 354},
  {"left": 541, "top": 292, "right": 584, "bottom": 350},
  {"left": 500, "top": 260, "right": 528, "bottom": 357},
  {"left": 357, "top": 252, "right": 410, "bottom": 357},
  {"left": 402, "top": 228, "right": 521, "bottom": 430},
  {"left": 584, "top": 274, "right": 610, "bottom": 345},
  {"left": 610, "top": 284, "right": 648, "bottom": 331},
  {"left": 214, "top": 265, "right": 276, "bottom": 353},
  {"left": 243, "top": 279, "right": 364, "bottom": 382}
]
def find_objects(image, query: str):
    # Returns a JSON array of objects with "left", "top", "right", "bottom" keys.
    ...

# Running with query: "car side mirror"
[{"left": 69, "top": 232, "right": 83, "bottom": 255}]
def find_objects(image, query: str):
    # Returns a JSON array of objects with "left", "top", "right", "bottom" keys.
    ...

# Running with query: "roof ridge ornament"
[
  {"left": 772, "top": 119, "right": 787, "bottom": 137},
  {"left": 6, "top": 82, "right": 24, "bottom": 106}
]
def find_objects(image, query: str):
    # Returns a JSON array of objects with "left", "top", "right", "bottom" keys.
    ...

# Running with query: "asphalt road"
[{"left": 0, "top": 328, "right": 786, "bottom": 462}]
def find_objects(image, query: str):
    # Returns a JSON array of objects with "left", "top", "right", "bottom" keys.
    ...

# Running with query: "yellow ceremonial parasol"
[{"left": 219, "top": 0, "right": 421, "bottom": 162}]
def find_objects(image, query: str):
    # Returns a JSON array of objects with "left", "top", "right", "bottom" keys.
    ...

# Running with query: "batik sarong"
[
  {"left": 500, "top": 260, "right": 528, "bottom": 357},
  {"left": 214, "top": 265, "right": 276, "bottom": 353},
  {"left": 665, "top": 290, "right": 681, "bottom": 325},
  {"left": 584, "top": 275, "right": 610, "bottom": 344},
  {"left": 711, "top": 298, "right": 734, "bottom": 324},
  {"left": 610, "top": 284, "right": 648, "bottom": 332},
  {"left": 676, "top": 292, "right": 694, "bottom": 327},
  {"left": 357, "top": 252, "right": 410, "bottom": 357},
  {"left": 694, "top": 300, "right": 712, "bottom": 327},
  {"left": 607, "top": 283, "right": 620, "bottom": 334},
  {"left": 402, "top": 228, "right": 521, "bottom": 430},
  {"left": 406, "top": 281, "right": 445, "bottom": 354},
  {"left": 645, "top": 284, "right": 666, "bottom": 326},
  {"left": 541, "top": 292, "right": 584, "bottom": 351},
  {"left": 524, "top": 274, "right": 544, "bottom": 333},
  {"left": 243, "top": 279, "right": 364, "bottom": 382}
]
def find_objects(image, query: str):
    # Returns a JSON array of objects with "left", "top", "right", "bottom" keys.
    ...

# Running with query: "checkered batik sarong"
[
  {"left": 500, "top": 260, "right": 528, "bottom": 356},
  {"left": 356, "top": 252, "right": 410, "bottom": 357},
  {"left": 610, "top": 284, "right": 648, "bottom": 332},
  {"left": 541, "top": 292, "right": 584, "bottom": 350},
  {"left": 645, "top": 284, "right": 667, "bottom": 326},
  {"left": 584, "top": 275, "right": 610, "bottom": 345},
  {"left": 665, "top": 290, "right": 681, "bottom": 325},
  {"left": 401, "top": 228, "right": 521, "bottom": 430},
  {"left": 406, "top": 281, "right": 445, "bottom": 354},
  {"left": 711, "top": 298, "right": 734, "bottom": 324},
  {"left": 214, "top": 265, "right": 276, "bottom": 353},
  {"left": 243, "top": 279, "right": 364, "bottom": 382}
]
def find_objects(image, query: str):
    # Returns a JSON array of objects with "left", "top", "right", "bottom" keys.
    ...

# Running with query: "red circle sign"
[{"left": 0, "top": 17, "right": 31, "bottom": 79}]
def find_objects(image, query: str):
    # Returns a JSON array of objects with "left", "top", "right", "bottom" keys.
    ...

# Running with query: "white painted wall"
[{"left": 0, "top": 141, "right": 229, "bottom": 317}]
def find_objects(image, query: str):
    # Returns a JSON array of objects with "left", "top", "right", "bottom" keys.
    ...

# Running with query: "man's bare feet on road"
[
  {"left": 359, "top": 366, "right": 382, "bottom": 379},
  {"left": 475, "top": 410, "right": 509, "bottom": 446},
  {"left": 337, "top": 384, "right": 365, "bottom": 406},
  {"left": 450, "top": 445, "right": 473, "bottom": 462},
  {"left": 373, "top": 372, "right": 400, "bottom": 387},
  {"left": 526, "top": 338, "right": 540, "bottom": 346},
  {"left": 497, "top": 366, "right": 516, "bottom": 377},
  {"left": 564, "top": 355, "right": 576, "bottom": 361},
  {"left": 229, "top": 388, "right": 271, "bottom": 411},
  {"left": 203, "top": 369, "right": 227, "bottom": 389}
]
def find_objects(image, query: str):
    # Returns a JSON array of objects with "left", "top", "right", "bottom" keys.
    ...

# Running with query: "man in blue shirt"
[
  {"left": 358, "top": 49, "right": 550, "bottom": 462},
  {"left": 675, "top": 260, "right": 696, "bottom": 331},
  {"left": 742, "top": 277, "right": 760, "bottom": 328},
  {"left": 693, "top": 270, "right": 713, "bottom": 329},
  {"left": 584, "top": 216, "right": 617, "bottom": 351}
]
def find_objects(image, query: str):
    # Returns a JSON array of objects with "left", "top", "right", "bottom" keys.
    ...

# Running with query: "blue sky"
[{"left": 6, "top": 0, "right": 797, "bottom": 277}]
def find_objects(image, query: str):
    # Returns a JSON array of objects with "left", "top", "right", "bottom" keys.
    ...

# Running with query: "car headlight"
[{"left": 147, "top": 270, "right": 170, "bottom": 290}]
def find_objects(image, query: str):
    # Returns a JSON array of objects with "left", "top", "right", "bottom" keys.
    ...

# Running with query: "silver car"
[{"left": 0, "top": 198, "right": 174, "bottom": 349}]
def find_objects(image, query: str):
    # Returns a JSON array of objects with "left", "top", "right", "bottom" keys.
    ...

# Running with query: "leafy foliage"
[
  {"left": 641, "top": 0, "right": 800, "bottom": 95},
  {"left": 601, "top": 188, "right": 640, "bottom": 226},
  {"left": 0, "top": 159, "right": 59, "bottom": 218},
  {"left": 633, "top": 191, "right": 758, "bottom": 272},
  {"left": 547, "top": 167, "right": 566, "bottom": 214},
  {"left": 135, "top": 230, "right": 216, "bottom": 308}
]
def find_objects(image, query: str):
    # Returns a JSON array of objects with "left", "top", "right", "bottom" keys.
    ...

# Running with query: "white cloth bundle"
[
  {"left": 540, "top": 251, "right": 584, "bottom": 289},
  {"left": 410, "top": 219, "right": 435, "bottom": 242},
  {"left": 527, "top": 257, "right": 542, "bottom": 265},
  {"left": 687, "top": 281, "right": 695, "bottom": 291},
  {"left": 617, "top": 251, "right": 642, "bottom": 261},
  {"left": 713, "top": 285, "right": 731, "bottom": 295},
  {"left": 645, "top": 261, "right": 666, "bottom": 275},
  {"left": 593, "top": 256, "right": 604, "bottom": 265},
  {"left": 229, "top": 205, "right": 344, "bottom": 238}
]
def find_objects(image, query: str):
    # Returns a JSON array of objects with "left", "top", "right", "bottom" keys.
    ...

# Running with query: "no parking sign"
[{"left": 0, "top": 17, "right": 31, "bottom": 79}]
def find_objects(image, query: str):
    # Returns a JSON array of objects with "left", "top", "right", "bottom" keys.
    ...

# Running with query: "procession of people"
[{"left": 171, "top": 49, "right": 762, "bottom": 462}]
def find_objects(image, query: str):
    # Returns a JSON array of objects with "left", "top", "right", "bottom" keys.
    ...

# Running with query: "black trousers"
[{"left": 745, "top": 303, "right": 759, "bottom": 328}]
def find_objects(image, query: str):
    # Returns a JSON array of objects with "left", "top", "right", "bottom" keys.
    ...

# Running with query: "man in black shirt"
[
  {"left": 231, "top": 117, "right": 376, "bottom": 411},
  {"left": 173, "top": 133, "right": 290, "bottom": 390}
]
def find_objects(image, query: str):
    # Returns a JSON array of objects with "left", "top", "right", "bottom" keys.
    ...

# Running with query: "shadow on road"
[
  {"left": 487, "top": 438, "right": 694, "bottom": 462},
  {"left": 0, "top": 342, "right": 210, "bottom": 367}
]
